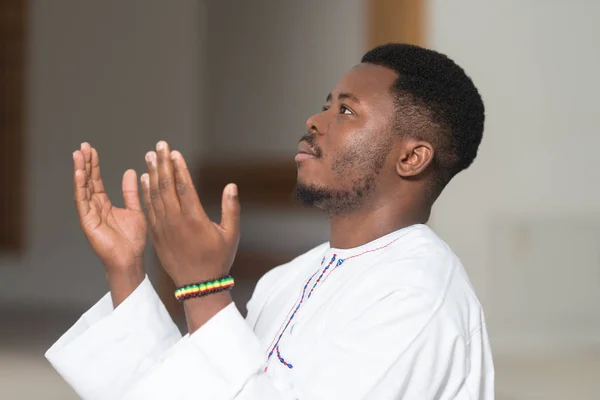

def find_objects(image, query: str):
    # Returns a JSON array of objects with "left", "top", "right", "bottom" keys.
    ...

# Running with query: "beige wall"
[
  {"left": 429, "top": 0, "right": 600, "bottom": 355},
  {"left": 0, "top": 0, "right": 204, "bottom": 306}
]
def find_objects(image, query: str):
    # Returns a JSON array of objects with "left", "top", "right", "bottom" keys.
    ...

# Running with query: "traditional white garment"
[{"left": 46, "top": 224, "right": 494, "bottom": 399}]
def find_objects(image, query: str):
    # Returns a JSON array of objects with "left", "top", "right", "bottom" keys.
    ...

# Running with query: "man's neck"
[{"left": 328, "top": 204, "right": 429, "bottom": 249}]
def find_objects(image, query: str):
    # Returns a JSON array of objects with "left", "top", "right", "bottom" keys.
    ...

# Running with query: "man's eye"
[
  {"left": 340, "top": 105, "right": 353, "bottom": 115},
  {"left": 321, "top": 105, "right": 330, "bottom": 112}
]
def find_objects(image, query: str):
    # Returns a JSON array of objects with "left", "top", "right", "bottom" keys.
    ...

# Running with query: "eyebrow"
[{"left": 326, "top": 92, "right": 361, "bottom": 104}]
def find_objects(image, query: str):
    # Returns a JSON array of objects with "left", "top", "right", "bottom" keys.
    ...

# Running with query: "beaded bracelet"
[{"left": 174, "top": 275, "right": 235, "bottom": 303}]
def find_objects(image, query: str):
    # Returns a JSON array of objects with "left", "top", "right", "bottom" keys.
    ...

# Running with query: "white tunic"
[{"left": 46, "top": 224, "right": 494, "bottom": 399}]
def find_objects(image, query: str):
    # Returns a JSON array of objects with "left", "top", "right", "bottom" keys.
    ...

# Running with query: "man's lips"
[
  {"left": 295, "top": 141, "right": 318, "bottom": 162},
  {"left": 297, "top": 141, "right": 317, "bottom": 157},
  {"left": 295, "top": 153, "right": 316, "bottom": 162}
]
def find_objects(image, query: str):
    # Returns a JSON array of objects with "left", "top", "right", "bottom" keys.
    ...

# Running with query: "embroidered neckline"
[
  {"left": 264, "top": 254, "right": 338, "bottom": 371},
  {"left": 263, "top": 236, "right": 401, "bottom": 372}
]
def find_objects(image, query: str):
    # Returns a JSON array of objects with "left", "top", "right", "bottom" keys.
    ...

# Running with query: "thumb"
[
  {"left": 122, "top": 169, "right": 142, "bottom": 211},
  {"left": 220, "top": 183, "right": 240, "bottom": 238}
]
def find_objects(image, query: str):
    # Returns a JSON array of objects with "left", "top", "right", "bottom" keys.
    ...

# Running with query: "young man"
[{"left": 47, "top": 44, "right": 494, "bottom": 399}]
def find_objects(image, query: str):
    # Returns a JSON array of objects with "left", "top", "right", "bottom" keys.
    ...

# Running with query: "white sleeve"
[
  {"left": 45, "top": 276, "right": 182, "bottom": 400},
  {"left": 123, "top": 287, "right": 482, "bottom": 400}
]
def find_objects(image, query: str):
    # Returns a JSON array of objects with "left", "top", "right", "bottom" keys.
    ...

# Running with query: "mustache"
[{"left": 298, "top": 134, "right": 323, "bottom": 158}]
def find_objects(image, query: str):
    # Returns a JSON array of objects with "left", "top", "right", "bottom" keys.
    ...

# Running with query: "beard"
[
  {"left": 293, "top": 136, "right": 391, "bottom": 215},
  {"left": 293, "top": 175, "right": 377, "bottom": 215}
]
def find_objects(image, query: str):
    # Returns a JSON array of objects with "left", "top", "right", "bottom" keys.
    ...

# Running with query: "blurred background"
[{"left": 1, "top": 0, "right": 599, "bottom": 398}]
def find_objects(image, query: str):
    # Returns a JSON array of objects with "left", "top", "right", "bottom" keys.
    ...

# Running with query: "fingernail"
[
  {"left": 141, "top": 174, "right": 149, "bottom": 185},
  {"left": 157, "top": 141, "right": 165, "bottom": 151},
  {"left": 229, "top": 184, "right": 238, "bottom": 196},
  {"left": 146, "top": 152, "right": 156, "bottom": 164}
]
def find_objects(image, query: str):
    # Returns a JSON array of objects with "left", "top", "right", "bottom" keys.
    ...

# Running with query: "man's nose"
[{"left": 305, "top": 112, "right": 328, "bottom": 136}]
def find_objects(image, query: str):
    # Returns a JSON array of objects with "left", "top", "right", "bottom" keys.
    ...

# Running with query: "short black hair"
[{"left": 361, "top": 43, "right": 484, "bottom": 190}]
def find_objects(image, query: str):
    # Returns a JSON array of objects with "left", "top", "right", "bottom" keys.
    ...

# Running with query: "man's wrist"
[
  {"left": 183, "top": 291, "right": 233, "bottom": 334},
  {"left": 106, "top": 258, "right": 145, "bottom": 308}
]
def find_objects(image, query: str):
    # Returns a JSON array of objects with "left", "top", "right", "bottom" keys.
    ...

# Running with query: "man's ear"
[{"left": 395, "top": 139, "right": 434, "bottom": 178}]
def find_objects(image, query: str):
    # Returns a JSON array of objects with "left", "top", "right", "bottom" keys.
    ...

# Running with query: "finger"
[
  {"left": 156, "top": 141, "right": 181, "bottom": 215},
  {"left": 73, "top": 148, "right": 86, "bottom": 177},
  {"left": 73, "top": 150, "right": 90, "bottom": 217},
  {"left": 220, "top": 183, "right": 240, "bottom": 240},
  {"left": 145, "top": 151, "right": 165, "bottom": 219},
  {"left": 81, "top": 142, "right": 93, "bottom": 197},
  {"left": 141, "top": 173, "right": 156, "bottom": 225},
  {"left": 170, "top": 150, "right": 207, "bottom": 218},
  {"left": 122, "top": 169, "right": 142, "bottom": 211},
  {"left": 90, "top": 147, "right": 106, "bottom": 194}
]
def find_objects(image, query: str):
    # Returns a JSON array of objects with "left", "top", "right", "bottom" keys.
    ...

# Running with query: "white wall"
[
  {"left": 429, "top": 0, "right": 600, "bottom": 354},
  {"left": 0, "top": 0, "right": 205, "bottom": 307}
]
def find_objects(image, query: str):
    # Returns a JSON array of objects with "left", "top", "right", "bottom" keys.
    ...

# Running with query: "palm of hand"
[
  {"left": 74, "top": 143, "right": 147, "bottom": 270},
  {"left": 83, "top": 193, "right": 147, "bottom": 267}
]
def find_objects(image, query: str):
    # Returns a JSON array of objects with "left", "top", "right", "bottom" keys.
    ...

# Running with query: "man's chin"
[
  {"left": 292, "top": 182, "right": 326, "bottom": 209},
  {"left": 292, "top": 176, "right": 376, "bottom": 215}
]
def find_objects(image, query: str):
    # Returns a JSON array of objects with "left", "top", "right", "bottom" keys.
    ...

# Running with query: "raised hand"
[
  {"left": 73, "top": 142, "right": 147, "bottom": 305},
  {"left": 140, "top": 141, "right": 240, "bottom": 288},
  {"left": 140, "top": 141, "right": 240, "bottom": 331}
]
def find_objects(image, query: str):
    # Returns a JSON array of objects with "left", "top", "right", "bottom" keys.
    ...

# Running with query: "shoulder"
[
  {"left": 341, "top": 224, "right": 457, "bottom": 295},
  {"left": 337, "top": 225, "right": 485, "bottom": 338}
]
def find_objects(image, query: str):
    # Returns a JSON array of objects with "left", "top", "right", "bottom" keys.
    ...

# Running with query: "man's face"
[{"left": 294, "top": 63, "right": 399, "bottom": 214}]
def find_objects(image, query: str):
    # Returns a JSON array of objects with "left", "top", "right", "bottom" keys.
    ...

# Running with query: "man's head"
[{"left": 294, "top": 43, "right": 484, "bottom": 217}]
